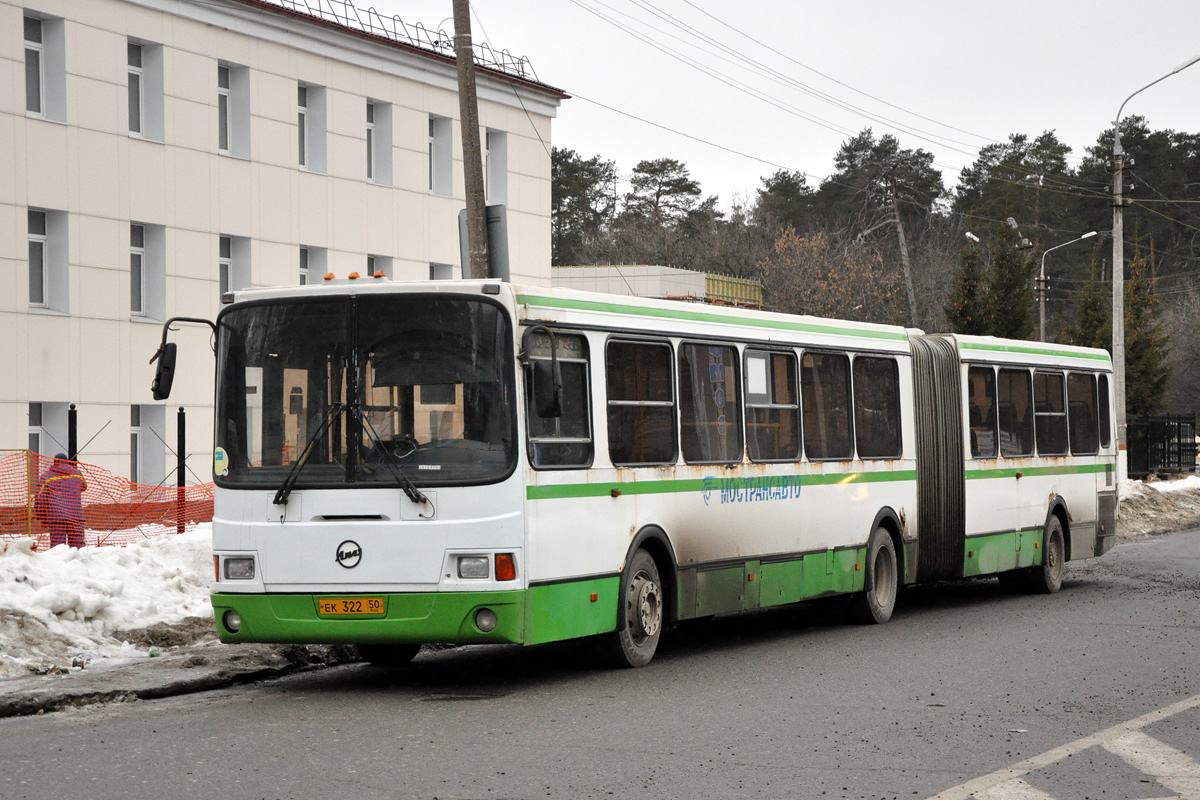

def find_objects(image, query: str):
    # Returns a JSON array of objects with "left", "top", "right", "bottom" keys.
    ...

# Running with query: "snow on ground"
[
  {"left": 0, "top": 524, "right": 213, "bottom": 678},
  {"left": 1150, "top": 474, "right": 1200, "bottom": 494}
]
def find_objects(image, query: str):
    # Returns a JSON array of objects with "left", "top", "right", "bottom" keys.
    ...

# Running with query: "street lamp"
[
  {"left": 1038, "top": 231, "right": 1098, "bottom": 342},
  {"left": 1111, "top": 53, "right": 1200, "bottom": 481}
]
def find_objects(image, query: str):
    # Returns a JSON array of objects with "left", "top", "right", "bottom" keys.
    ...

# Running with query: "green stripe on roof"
[
  {"left": 959, "top": 341, "right": 1110, "bottom": 362},
  {"left": 527, "top": 469, "right": 917, "bottom": 501},
  {"left": 965, "top": 462, "right": 1111, "bottom": 480},
  {"left": 517, "top": 294, "right": 910, "bottom": 342}
]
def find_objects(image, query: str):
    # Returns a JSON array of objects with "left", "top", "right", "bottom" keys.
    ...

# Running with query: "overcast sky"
[{"left": 369, "top": 1, "right": 1200, "bottom": 206}]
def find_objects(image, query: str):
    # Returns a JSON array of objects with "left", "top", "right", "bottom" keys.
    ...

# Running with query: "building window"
[
  {"left": 429, "top": 116, "right": 452, "bottom": 196},
  {"left": 25, "top": 17, "right": 43, "bottom": 115},
  {"left": 366, "top": 102, "right": 374, "bottom": 181},
  {"left": 128, "top": 43, "right": 142, "bottom": 134},
  {"left": 28, "top": 208, "right": 67, "bottom": 312},
  {"left": 28, "top": 403, "right": 43, "bottom": 454},
  {"left": 129, "top": 405, "right": 166, "bottom": 484},
  {"left": 219, "top": 235, "right": 252, "bottom": 295},
  {"left": 299, "top": 246, "right": 326, "bottom": 286},
  {"left": 131, "top": 224, "right": 145, "bottom": 314},
  {"left": 218, "top": 65, "right": 230, "bottom": 152},
  {"left": 297, "top": 85, "right": 307, "bottom": 167},
  {"left": 130, "top": 406, "right": 141, "bottom": 483},
  {"left": 368, "top": 254, "right": 393, "bottom": 279},
  {"left": 28, "top": 210, "right": 47, "bottom": 307},
  {"left": 218, "top": 63, "right": 249, "bottom": 157},
  {"left": 24, "top": 15, "right": 64, "bottom": 122},
  {"left": 430, "top": 262, "right": 454, "bottom": 281},
  {"left": 127, "top": 40, "right": 164, "bottom": 141},
  {"left": 298, "top": 83, "right": 327, "bottom": 172},
  {"left": 484, "top": 129, "right": 507, "bottom": 204}
]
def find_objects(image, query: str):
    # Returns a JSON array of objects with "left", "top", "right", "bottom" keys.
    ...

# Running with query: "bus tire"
[
  {"left": 852, "top": 526, "right": 898, "bottom": 624},
  {"left": 600, "top": 549, "right": 664, "bottom": 668},
  {"left": 357, "top": 643, "right": 421, "bottom": 667},
  {"left": 1027, "top": 516, "right": 1065, "bottom": 594}
]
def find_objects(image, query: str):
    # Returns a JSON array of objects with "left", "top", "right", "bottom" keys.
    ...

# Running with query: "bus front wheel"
[
  {"left": 601, "top": 549, "right": 663, "bottom": 668},
  {"left": 852, "top": 526, "right": 898, "bottom": 624}
]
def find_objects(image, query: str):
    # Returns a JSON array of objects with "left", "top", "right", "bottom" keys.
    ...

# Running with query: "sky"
[{"left": 362, "top": 0, "right": 1200, "bottom": 208}]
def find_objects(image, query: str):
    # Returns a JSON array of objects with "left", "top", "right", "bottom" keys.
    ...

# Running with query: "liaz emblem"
[{"left": 335, "top": 540, "right": 362, "bottom": 569}]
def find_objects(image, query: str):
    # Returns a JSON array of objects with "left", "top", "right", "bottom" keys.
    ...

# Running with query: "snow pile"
[
  {"left": 0, "top": 524, "right": 213, "bottom": 678},
  {"left": 1119, "top": 477, "right": 1200, "bottom": 537}
]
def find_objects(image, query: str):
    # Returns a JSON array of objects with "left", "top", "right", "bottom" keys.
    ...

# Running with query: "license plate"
[{"left": 317, "top": 597, "right": 386, "bottom": 616}]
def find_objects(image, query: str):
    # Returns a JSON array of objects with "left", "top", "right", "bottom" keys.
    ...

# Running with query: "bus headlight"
[
  {"left": 223, "top": 610, "right": 242, "bottom": 633},
  {"left": 223, "top": 557, "right": 256, "bottom": 580},
  {"left": 475, "top": 608, "right": 498, "bottom": 632},
  {"left": 457, "top": 556, "right": 489, "bottom": 579}
]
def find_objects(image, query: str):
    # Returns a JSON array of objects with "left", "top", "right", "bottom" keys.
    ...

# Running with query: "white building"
[{"left": 2, "top": 0, "right": 564, "bottom": 484}]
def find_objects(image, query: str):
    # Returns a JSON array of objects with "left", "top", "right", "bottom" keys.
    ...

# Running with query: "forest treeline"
[{"left": 550, "top": 117, "right": 1200, "bottom": 416}]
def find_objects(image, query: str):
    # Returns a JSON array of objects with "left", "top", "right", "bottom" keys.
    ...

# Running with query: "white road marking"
[
  {"left": 927, "top": 693, "right": 1200, "bottom": 799},
  {"left": 1104, "top": 730, "right": 1200, "bottom": 799},
  {"left": 974, "top": 777, "right": 1056, "bottom": 800}
]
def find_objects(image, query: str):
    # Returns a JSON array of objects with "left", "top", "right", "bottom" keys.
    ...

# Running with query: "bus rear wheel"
[
  {"left": 1026, "top": 517, "right": 1065, "bottom": 594},
  {"left": 600, "top": 549, "right": 663, "bottom": 668},
  {"left": 852, "top": 526, "right": 898, "bottom": 624},
  {"left": 357, "top": 644, "right": 421, "bottom": 667}
]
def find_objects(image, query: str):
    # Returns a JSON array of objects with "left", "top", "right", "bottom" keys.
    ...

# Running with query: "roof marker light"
[
  {"left": 348, "top": 272, "right": 361, "bottom": 280},
  {"left": 323, "top": 272, "right": 335, "bottom": 281}
]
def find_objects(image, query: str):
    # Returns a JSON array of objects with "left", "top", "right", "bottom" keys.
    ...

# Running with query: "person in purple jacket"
[{"left": 36, "top": 454, "right": 88, "bottom": 548}]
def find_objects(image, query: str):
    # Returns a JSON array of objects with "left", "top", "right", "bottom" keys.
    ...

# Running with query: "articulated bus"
[{"left": 152, "top": 278, "right": 1118, "bottom": 667}]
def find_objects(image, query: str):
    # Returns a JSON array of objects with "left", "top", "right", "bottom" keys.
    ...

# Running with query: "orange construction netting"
[{"left": 0, "top": 450, "right": 213, "bottom": 549}]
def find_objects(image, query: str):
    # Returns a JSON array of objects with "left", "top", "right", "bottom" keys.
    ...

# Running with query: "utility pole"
[
  {"left": 1111, "top": 145, "right": 1126, "bottom": 479},
  {"left": 453, "top": 0, "right": 489, "bottom": 279}
]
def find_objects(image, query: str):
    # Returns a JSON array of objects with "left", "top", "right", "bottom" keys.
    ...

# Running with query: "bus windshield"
[{"left": 215, "top": 294, "right": 516, "bottom": 488}]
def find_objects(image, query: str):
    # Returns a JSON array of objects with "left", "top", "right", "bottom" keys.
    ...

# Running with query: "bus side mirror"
[
  {"left": 151, "top": 342, "right": 177, "bottom": 400},
  {"left": 531, "top": 359, "right": 562, "bottom": 418}
]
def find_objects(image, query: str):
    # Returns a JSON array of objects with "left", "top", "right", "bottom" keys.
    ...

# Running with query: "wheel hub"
[{"left": 630, "top": 573, "right": 661, "bottom": 639}]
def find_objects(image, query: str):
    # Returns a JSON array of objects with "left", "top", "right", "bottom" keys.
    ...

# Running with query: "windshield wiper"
[
  {"left": 273, "top": 402, "right": 345, "bottom": 506},
  {"left": 356, "top": 409, "right": 429, "bottom": 507}
]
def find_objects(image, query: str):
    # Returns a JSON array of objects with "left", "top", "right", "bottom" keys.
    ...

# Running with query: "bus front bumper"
[{"left": 211, "top": 590, "right": 526, "bottom": 645}]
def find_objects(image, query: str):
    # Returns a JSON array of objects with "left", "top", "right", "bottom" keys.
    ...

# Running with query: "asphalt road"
[{"left": 2, "top": 529, "right": 1198, "bottom": 800}]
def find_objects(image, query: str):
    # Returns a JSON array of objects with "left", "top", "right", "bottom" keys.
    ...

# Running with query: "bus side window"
[
  {"left": 853, "top": 355, "right": 901, "bottom": 459},
  {"left": 679, "top": 343, "right": 742, "bottom": 465},
  {"left": 1034, "top": 371, "right": 1068, "bottom": 456},
  {"left": 997, "top": 368, "right": 1033, "bottom": 457},
  {"left": 745, "top": 349, "right": 801, "bottom": 462},
  {"left": 966, "top": 365, "right": 997, "bottom": 458},
  {"left": 1098, "top": 374, "right": 1112, "bottom": 449},
  {"left": 525, "top": 332, "right": 593, "bottom": 468},
  {"left": 606, "top": 340, "right": 677, "bottom": 466},
  {"left": 1067, "top": 372, "right": 1099, "bottom": 455},
  {"left": 801, "top": 351, "right": 853, "bottom": 460}
]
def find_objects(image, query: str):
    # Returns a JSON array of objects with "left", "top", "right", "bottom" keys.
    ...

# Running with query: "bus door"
[{"left": 995, "top": 367, "right": 1035, "bottom": 569}]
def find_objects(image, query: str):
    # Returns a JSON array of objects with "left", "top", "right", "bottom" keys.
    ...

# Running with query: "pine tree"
[
  {"left": 1063, "top": 265, "right": 1109, "bottom": 349},
  {"left": 946, "top": 243, "right": 990, "bottom": 335},
  {"left": 1123, "top": 256, "right": 1171, "bottom": 415},
  {"left": 985, "top": 225, "right": 1035, "bottom": 340}
]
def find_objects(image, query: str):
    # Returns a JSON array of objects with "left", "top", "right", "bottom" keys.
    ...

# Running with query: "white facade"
[{"left": 2, "top": 0, "right": 563, "bottom": 482}]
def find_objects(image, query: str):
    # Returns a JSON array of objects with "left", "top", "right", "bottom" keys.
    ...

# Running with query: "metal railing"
[
  {"left": 261, "top": 0, "right": 541, "bottom": 82},
  {"left": 1127, "top": 415, "right": 1198, "bottom": 478}
]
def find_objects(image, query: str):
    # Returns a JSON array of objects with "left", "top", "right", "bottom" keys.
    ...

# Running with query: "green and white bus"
[{"left": 153, "top": 278, "right": 1118, "bottom": 667}]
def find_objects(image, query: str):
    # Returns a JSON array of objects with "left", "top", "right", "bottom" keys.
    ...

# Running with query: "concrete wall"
[{"left": 1, "top": 0, "right": 560, "bottom": 480}]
